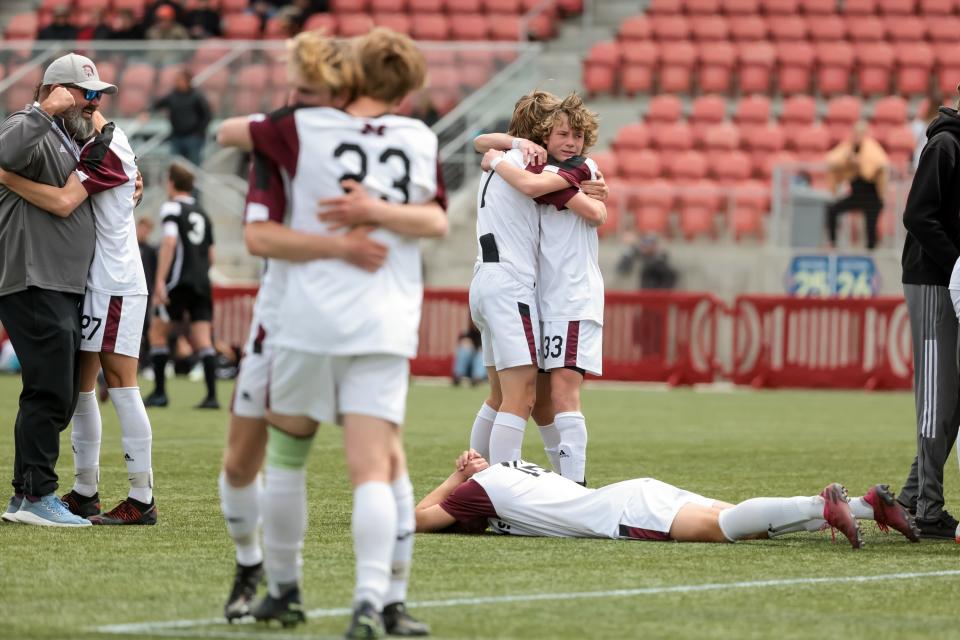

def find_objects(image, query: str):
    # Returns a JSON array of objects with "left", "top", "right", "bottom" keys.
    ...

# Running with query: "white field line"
[{"left": 94, "top": 569, "right": 960, "bottom": 637}]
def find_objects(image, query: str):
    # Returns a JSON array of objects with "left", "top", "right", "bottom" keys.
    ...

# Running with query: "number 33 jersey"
[{"left": 248, "top": 106, "right": 446, "bottom": 359}]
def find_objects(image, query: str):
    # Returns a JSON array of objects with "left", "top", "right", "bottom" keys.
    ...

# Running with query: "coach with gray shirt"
[
  {"left": 0, "top": 54, "right": 116, "bottom": 527},
  {"left": 900, "top": 100, "right": 960, "bottom": 539}
]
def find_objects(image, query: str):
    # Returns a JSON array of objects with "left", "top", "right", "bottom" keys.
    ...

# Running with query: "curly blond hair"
[
  {"left": 532, "top": 92, "right": 599, "bottom": 153},
  {"left": 286, "top": 30, "right": 360, "bottom": 101},
  {"left": 507, "top": 90, "right": 561, "bottom": 140},
  {"left": 353, "top": 27, "right": 427, "bottom": 104}
]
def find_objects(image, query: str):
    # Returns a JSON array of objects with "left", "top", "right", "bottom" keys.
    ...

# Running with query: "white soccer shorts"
[
  {"left": 231, "top": 320, "right": 272, "bottom": 419},
  {"left": 469, "top": 266, "right": 542, "bottom": 371},
  {"left": 617, "top": 478, "right": 715, "bottom": 540},
  {"left": 269, "top": 349, "right": 409, "bottom": 426},
  {"left": 540, "top": 319, "right": 603, "bottom": 376},
  {"left": 79, "top": 291, "right": 146, "bottom": 358}
]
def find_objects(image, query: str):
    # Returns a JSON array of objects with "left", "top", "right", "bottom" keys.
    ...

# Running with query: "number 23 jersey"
[{"left": 248, "top": 106, "right": 445, "bottom": 358}]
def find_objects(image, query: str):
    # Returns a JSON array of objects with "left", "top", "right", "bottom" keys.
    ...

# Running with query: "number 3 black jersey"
[{"left": 159, "top": 195, "right": 214, "bottom": 295}]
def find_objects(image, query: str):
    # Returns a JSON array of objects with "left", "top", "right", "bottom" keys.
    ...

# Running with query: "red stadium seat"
[
  {"left": 75, "top": 0, "right": 110, "bottom": 9},
  {"left": 768, "top": 16, "right": 808, "bottom": 41},
  {"left": 488, "top": 13, "right": 524, "bottom": 41},
  {"left": 653, "top": 121, "right": 695, "bottom": 151},
  {"left": 734, "top": 95, "right": 771, "bottom": 124},
  {"left": 807, "top": 15, "right": 846, "bottom": 42},
  {"left": 721, "top": 0, "right": 761, "bottom": 13},
  {"left": 582, "top": 41, "right": 619, "bottom": 95},
  {"left": 825, "top": 95, "right": 863, "bottom": 143},
  {"left": 649, "top": 0, "right": 683, "bottom": 13},
  {"left": 883, "top": 16, "right": 925, "bottom": 42},
  {"left": 618, "top": 149, "right": 663, "bottom": 180},
  {"left": 338, "top": 13, "right": 375, "bottom": 36},
  {"left": 222, "top": 13, "right": 261, "bottom": 39},
  {"left": 742, "top": 123, "right": 786, "bottom": 175},
  {"left": 221, "top": 0, "right": 251, "bottom": 11},
  {"left": 871, "top": 96, "right": 908, "bottom": 128},
  {"left": 447, "top": 0, "right": 482, "bottom": 10},
  {"left": 883, "top": 125, "right": 918, "bottom": 170},
  {"left": 729, "top": 15, "right": 767, "bottom": 41},
  {"left": 668, "top": 150, "right": 709, "bottom": 181},
  {"left": 760, "top": 150, "right": 798, "bottom": 179},
  {"left": 877, "top": 0, "right": 915, "bottom": 12},
  {"left": 236, "top": 63, "right": 270, "bottom": 92},
  {"left": 690, "top": 15, "right": 729, "bottom": 41},
  {"left": 630, "top": 180, "right": 676, "bottom": 234},
  {"left": 197, "top": 67, "right": 231, "bottom": 93},
  {"left": 618, "top": 15, "right": 651, "bottom": 40},
  {"left": 659, "top": 41, "right": 697, "bottom": 93},
  {"left": 855, "top": 42, "right": 895, "bottom": 96},
  {"left": 122, "top": 62, "right": 157, "bottom": 92},
  {"left": 371, "top": 0, "right": 406, "bottom": 9},
  {"left": 763, "top": 0, "right": 801, "bottom": 12},
  {"left": 776, "top": 41, "right": 815, "bottom": 94},
  {"left": 411, "top": 13, "right": 449, "bottom": 39},
  {"left": 925, "top": 16, "right": 960, "bottom": 43},
  {"left": 799, "top": 0, "right": 837, "bottom": 12},
  {"left": 5, "top": 13, "right": 38, "bottom": 39},
  {"left": 264, "top": 16, "right": 291, "bottom": 38},
  {"left": 678, "top": 182, "right": 721, "bottom": 239},
  {"left": 731, "top": 183, "right": 769, "bottom": 240},
  {"left": 620, "top": 41, "right": 658, "bottom": 95},
  {"left": 737, "top": 42, "right": 776, "bottom": 93},
  {"left": 449, "top": 13, "right": 488, "bottom": 39},
  {"left": 484, "top": 0, "right": 521, "bottom": 11},
  {"left": 844, "top": 0, "right": 877, "bottom": 12},
  {"left": 116, "top": 90, "right": 150, "bottom": 117},
  {"left": 113, "top": 0, "right": 148, "bottom": 16},
  {"left": 919, "top": 0, "right": 954, "bottom": 13},
  {"left": 703, "top": 123, "right": 741, "bottom": 152},
  {"left": 791, "top": 124, "right": 831, "bottom": 161},
  {"left": 688, "top": 0, "right": 721, "bottom": 12},
  {"left": 589, "top": 151, "right": 618, "bottom": 178},
  {"left": 781, "top": 94, "right": 817, "bottom": 126},
  {"left": 651, "top": 14, "right": 690, "bottom": 41},
  {"left": 697, "top": 41, "right": 736, "bottom": 93},
  {"left": 612, "top": 123, "right": 651, "bottom": 152},
  {"left": 895, "top": 42, "right": 933, "bottom": 95},
  {"left": 845, "top": 16, "right": 885, "bottom": 42},
  {"left": 332, "top": 0, "right": 368, "bottom": 10},
  {"left": 156, "top": 65, "right": 185, "bottom": 95},
  {"left": 428, "top": 66, "right": 459, "bottom": 89},
  {"left": 815, "top": 41, "right": 854, "bottom": 95},
  {"left": 647, "top": 94, "right": 684, "bottom": 123},
  {"left": 304, "top": 12, "right": 337, "bottom": 33},
  {"left": 410, "top": 0, "right": 444, "bottom": 10},
  {"left": 713, "top": 150, "right": 752, "bottom": 184},
  {"left": 374, "top": 13, "right": 412, "bottom": 34},
  {"left": 234, "top": 89, "right": 266, "bottom": 116},
  {"left": 691, "top": 94, "right": 728, "bottom": 144}
]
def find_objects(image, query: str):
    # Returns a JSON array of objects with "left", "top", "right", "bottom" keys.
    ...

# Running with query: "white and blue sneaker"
[
  {"left": 15, "top": 494, "right": 91, "bottom": 527},
  {"left": 1, "top": 494, "right": 22, "bottom": 523}
]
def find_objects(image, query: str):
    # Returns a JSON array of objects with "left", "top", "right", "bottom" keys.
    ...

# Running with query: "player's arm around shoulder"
[
  {"left": 216, "top": 116, "right": 255, "bottom": 151},
  {"left": 0, "top": 169, "right": 87, "bottom": 217},
  {"left": 565, "top": 191, "right": 607, "bottom": 227},
  {"left": 318, "top": 179, "right": 448, "bottom": 239},
  {"left": 474, "top": 133, "right": 547, "bottom": 165}
]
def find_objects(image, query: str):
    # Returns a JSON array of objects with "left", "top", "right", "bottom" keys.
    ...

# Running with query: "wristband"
[
  {"left": 490, "top": 155, "right": 504, "bottom": 171},
  {"left": 511, "top": 137, "right": 522, "bottom": 149}
]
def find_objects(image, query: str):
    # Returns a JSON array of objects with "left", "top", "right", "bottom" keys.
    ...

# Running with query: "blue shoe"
[
  {"left": 1, "top": 494, "right": 22, "bottom": 523},
  {"left": 15, "top": 494, "right": 91, "bottom": 527}
]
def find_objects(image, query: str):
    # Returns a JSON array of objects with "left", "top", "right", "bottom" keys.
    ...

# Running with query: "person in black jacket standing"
[
  {"left": 144, "top": 69, "right": 211, "bottom": 166},
  {"left": 898, "top": 102, "right": 960, "bottom": 539}
]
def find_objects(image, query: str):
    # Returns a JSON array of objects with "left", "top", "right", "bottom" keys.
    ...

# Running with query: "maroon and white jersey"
[
  {"left": 248, "top": 107, "right": 445, "bottom": 358},
  {"left": 534, "top": 156, "right": 604, "bottom": 324},
  {"left": 440, "top": 460, "right": 638, "bottom": 538},
  {"left": 76, "top": 123, "right": 146, "bottom": 296}
]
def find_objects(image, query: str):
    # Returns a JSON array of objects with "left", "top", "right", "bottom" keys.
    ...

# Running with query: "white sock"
[
  {"left": 488, "top": 412, "right": 527, "bottom": 463},
  {"left": 385, "top": 475, "right": 415, "bottom": 606},
  {"left": 353, "top": 481, "right": 397, "bottom": 610},
  {"left": 768, "top": 498, "right": 872, "bottom": 538},
  {"left": 849, "top": 496, "right": 874, "bottom": 520},
  {"left": 538, "top": 423, "right": 561, "bottom": 472},
  {"left": 262, "top": 466, "right": 307, "bottom": 597},
  {"left": 469, "top": 403, "right": 497, "bottom": 460},
  {"left": 717, "top": 496, "right": 824, "bottom": 541},
  {"left": 109, "top": 387, "right": 154, "bottom": 503},
  {"left": 555, "top": 411, "right": 588, "bottom": 483},
  {"left": 767, "top": 519, "right": 827, "bottom": 537},
  {"left": 71, "top": 390, "right": 101, "bottom": 497},
  {"left": 219, "top": 471, "right": 263, "bottom": 567}
]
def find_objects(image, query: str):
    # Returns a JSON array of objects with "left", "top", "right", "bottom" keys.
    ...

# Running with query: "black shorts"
[{"left": 158, "top": 287, "right": 212, "bottom": 323}]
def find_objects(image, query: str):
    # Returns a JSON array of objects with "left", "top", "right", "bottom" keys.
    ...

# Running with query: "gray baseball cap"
[{"left": 42, "top": 53, "right": 118, "bottom": 95}]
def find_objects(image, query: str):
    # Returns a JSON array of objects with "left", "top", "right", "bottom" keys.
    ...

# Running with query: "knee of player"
[{"left": 265, "top": 425, "right": 315, "bottom": 471}]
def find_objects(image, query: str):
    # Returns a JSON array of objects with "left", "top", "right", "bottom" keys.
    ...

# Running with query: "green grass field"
[{"left": 0, "top": 376, "right": 958, "bottom": 640}]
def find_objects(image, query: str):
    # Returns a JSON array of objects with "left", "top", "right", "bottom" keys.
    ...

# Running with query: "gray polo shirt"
[{"left": 0, "top": 104, "right": 95, "bottom": 297}]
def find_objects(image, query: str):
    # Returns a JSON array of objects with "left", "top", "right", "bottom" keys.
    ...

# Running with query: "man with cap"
[{"left": 0, "top": 53, "right": 117, "bottom": 527}]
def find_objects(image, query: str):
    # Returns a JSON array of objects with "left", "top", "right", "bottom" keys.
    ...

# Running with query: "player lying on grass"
[{"left": 414, "top": 450, "right": 921, "bottom": 549}]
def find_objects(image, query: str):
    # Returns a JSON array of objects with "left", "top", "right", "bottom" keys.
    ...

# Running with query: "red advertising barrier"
[{"left": 731, "top": 295, "right": 913, "bottom": 390}]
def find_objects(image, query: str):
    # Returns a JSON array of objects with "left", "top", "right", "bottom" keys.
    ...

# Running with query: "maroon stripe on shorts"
[
  {"left": 517, "top": 302, "right": 537, "bottom": 365},
  {"left": 101, "top": 296, "right": 123, "bottom": 353},
  {"left": 564, "top": 320, "right": 580, "bottom": 367},
  {"left": 618, "top": 524, "right": 671, "bottom": 541}
]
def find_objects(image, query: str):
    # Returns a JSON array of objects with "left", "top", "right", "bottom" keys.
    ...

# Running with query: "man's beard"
[{"left": 62, "top": 106, "right": 95, "bottom": 141}]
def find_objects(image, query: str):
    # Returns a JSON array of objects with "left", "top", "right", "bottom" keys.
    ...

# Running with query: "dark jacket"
[
  {"left": 902, "top": 107, "right": 960, "bottom": 286},
  {"left": 152, "top": 89, "right": 211, "bottom": 138}
]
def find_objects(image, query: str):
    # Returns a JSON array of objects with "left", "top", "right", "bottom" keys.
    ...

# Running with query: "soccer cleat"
[
  {"left": 1, "top": 494, "right": 23, "bottom": 523},
  {"left": 382, "top": 602, "right": 430, "bottom": 637},
  {"left": 820, "top": 483, "right": 863, "bottom": 550},
  {"left": 194, "top": 396, "right": 220, "bottom": 410},
  {"left": 862, "top": 484, "right": 920, "bottom": 542},
  {"left": 916, "top": 511, "right": 959, "bottom": 540},
  {"left": 89, "top": 498, "right": 157, "bottom": 525},
  {"left": 225, "top": 562, "right": 264, "bottom": 622},
  {"left": 15, "top": 494, "right": 92, "bottom": 527},
  {"left": 144, "top": 392, "right": 168, "bottom": 408},
  {"left": 345, "top": 600, "right": 385, "bottom": 639},
  {"left": 60, "top": 490, "right": 101, "bottom": 518},
  {"left": 251, "top": 584, "right": 305, "bottom": 628}
]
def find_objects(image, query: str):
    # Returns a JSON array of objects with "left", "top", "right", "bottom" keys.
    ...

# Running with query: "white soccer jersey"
[
  {"left": 474, "top": 149, "right": 541, "bottom": 289},
  {"left": 249, "top": 107, "right": 445, "bottom": 358},
  {"left": 76, "top": 123, "right": 147, "bottom": 296},
  {"left": 536, "top": 156, "right": 604, "bottom": 324}
]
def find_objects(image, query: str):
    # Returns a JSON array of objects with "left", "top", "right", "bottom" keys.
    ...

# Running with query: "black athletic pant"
[
  {"left": 0, "top": 287, "right": 83, "bottom": 497},
  {"left": 826, "top": 179, "right": 883, "bottom": 249},
  {"left": 899, "top": 284, "right": 960, "bottom": 521}
]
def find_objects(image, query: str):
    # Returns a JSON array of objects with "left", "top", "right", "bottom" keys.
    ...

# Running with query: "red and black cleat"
[
  {"left": 89, "top": 498, "right": 157, "bottom": 525},
  {"left": 863, "top": 484, "right": 920, "bottom": 543},
  {"left": 820, "top": 483, "right": 863, "bottom": 550},
  {"left": 60, "top": 490, "right": 101, "bottom": 518}
]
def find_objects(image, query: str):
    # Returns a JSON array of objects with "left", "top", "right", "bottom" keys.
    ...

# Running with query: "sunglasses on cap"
[{"left": 63, "top": 85, "right": 103, "bottom": 101}]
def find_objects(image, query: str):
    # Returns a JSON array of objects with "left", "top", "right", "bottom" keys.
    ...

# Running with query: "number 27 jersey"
[{"left": 248, "top": 106, "right": 445, "bottom": 358}]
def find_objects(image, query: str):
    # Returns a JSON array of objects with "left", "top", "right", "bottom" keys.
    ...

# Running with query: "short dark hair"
[{"left": 168, "top": 162, "right": 194, "bottom": 193}]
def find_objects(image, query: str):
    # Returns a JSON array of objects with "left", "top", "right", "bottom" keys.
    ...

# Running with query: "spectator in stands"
[
  {"left": 144, "top": 69, "right": 212, "bottom": 166},
  {"left": 109, "top": 10, "right": 146, "bottom": 40},
  {"left": 76, "top": 8, "right": 112, "bottom": 41},
  {"left": 912, "top": 95, "right": 941, "bottom": 171},
  {"left": 37, "top": 6, "right": 78, "bottom": 41},
  {"left": 185, "top": 0, "right": 222, "bottom": 39},
  {"left": 452, "top": 320, "right": 486, "bottom": 387},
  {"left": 146, "top": 4, "right": 189, "bottom": 41},
  {"left": 824, "top": 121, "right": 889, "bottom": 251},
  {"left": 616, "top": 233, "right": 678, "bottom": 290},
  {"left": 144, "top": 0, "right": 187, "bottom": 29},
  {"left": 270, "top": 5, "right": 306, "bottom": 38},
  {"left": 291, "top": 0, "right": 329, "bottom": 18}
]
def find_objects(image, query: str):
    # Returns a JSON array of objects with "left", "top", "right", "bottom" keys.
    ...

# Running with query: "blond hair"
[
  {"left": 507, "top": 90, "right": 560, "bottom": 140},
  {"left": 286, "top": 30, "right": 360, "bottom": 100},
  {"left": 533, "top": 92, "right": 599, "bottom": 153},
  {"left": 353, "top": 27, "right": 426, "bottom": 104}
]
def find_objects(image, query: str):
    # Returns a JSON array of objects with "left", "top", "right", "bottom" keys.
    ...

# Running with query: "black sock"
[
  {"left": 202, "top": 354, "right": 217, "bottom": 400},
  {"left": 152, "top": 352, "right": 168, "bottom": 395}
]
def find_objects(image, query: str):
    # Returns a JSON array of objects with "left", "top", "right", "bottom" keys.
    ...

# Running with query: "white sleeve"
[{"left": 163, "top": 221, "right": 179, "bottom": 237}]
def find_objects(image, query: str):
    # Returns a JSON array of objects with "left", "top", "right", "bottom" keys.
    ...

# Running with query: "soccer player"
[
  {"left": 215, "top": 32, "right": 389, "bottom": 622},
  {"left": 0, "top": 110, "right": 157, "bottom": 525},
  {"left": 415, "top": 450, "right": 921, "bottom": 549},
  {"left": 144, "top": 162, "right": 218, "bottom": 410},
  {"left": 476, "top": 93, "right": 604, "bottom": 485},
  {"left": 235, "top": 28, "right": 445, "bottom": 637}
]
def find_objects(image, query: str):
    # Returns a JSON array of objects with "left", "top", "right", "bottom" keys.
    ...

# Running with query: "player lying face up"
[{"left": 414, "top": 450, "right": 920, "bottom": 550}]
